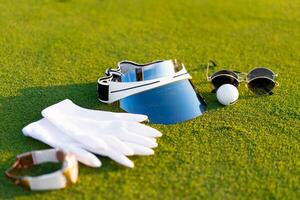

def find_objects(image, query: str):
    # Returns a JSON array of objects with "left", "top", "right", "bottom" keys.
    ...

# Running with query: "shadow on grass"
[
  {"left": 0, "top": 81, "right": 241, "bottom": 198},
  {"left": 0, "top": 82, "right": 128, "bottom": 198},
  {"left": 200, "top": 91, "right": 223, "bottom": 111}
]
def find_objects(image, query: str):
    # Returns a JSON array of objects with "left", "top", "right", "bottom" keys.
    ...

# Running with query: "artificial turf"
[{"left": 0, "top": 0, "right": 299, "bottom": 199}]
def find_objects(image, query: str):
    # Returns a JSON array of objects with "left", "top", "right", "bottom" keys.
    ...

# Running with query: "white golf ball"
[{"left": 216, "top": 84, "right": 239, "bottom": 105}]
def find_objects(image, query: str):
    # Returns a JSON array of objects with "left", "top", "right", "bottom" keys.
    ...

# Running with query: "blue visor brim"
[{"left": 120, "top": 80, "right": 206, "bottom": 124}]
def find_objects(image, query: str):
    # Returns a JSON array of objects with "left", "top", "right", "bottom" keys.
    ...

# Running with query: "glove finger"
[
  {"left": 104, "top": 148, "right": 134, "bottom": 168},
  {"left": 116, "top": 129, "right": 158, "bottom": 148},
  {"left": 77, "top": 136, "right": 134, "bottom": 157},
  {"left": 121, "top": 121, "right": 162, "bottom": 138},
  {"left": 64, "top": 145, "right": 101, "bottom": 167},
  {"left": 101, "top": 120, "right": 161, "bottom": 138},
  {"left": 78, "top": 134, "right": 108, "bottom": 151},
  {"left": 110, "top": 112, "right": 148, "bottom": 122},
  {"left": 124, "top": 142, "right": 154, "bottom": 156},
  {"left": 150, "top": 138, "right": 157, "bottom": 143},
  {"left": 99, "top": 135, "right": 134, "bottom": 156}
]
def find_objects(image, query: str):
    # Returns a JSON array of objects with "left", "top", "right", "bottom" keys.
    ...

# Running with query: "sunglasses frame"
[{"left": 206, "top": 61, "right": 279, "bottom": 95}]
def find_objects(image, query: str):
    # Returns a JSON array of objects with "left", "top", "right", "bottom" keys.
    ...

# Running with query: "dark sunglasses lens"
[
  {"left": 248, "top": 78, "right": 275, "bottom": 95},
  {"left": 248, "top": 68, "right": 274, "bottom": 80},
  {"left": 211, "top": 75, "right": 239, "bottom": 89}
]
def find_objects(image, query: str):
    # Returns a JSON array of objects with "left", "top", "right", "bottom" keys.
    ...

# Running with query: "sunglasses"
[{"left": 206, "top": 60, "right": 278, "bottom": 95}]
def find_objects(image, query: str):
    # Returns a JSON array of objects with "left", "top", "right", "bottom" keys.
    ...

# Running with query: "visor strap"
[{"left": 98, "top": 83, "right": 110, "bottom": 102}]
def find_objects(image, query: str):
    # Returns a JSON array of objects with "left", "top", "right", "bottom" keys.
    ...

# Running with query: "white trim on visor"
[{"left": 97, "top": 60, "right": 192, "bottom": 104}]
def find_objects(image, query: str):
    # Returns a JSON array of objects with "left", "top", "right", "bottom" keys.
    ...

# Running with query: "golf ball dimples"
[{"left": 216, "top": 84, "right": 239, "bottom": 105}]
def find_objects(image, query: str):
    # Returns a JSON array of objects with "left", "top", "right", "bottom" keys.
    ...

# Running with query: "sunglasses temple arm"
[
  {"left": 206, "top": 61, "right": 215, "bottom": 81},
  {"left": 206, "top": 60, "right": 218, "bottom": 81},
  {"left": 206, "top": 63, "right": 210, "bottom": 81},
  {"left": 270, "top": 81, "right": 279, "bottom": 95}
]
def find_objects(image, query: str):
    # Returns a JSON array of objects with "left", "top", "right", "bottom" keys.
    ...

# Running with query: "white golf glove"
[
  {"left": 23, "top": 119, "right": 102, "bottom": 167},
  {"left": 23, "top": 99, "right": 162, "bottom": 168}
]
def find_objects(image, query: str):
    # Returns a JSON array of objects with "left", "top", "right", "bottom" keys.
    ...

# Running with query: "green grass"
[{"left": 0, "top": 0, "right": 299, "bottom": 199}]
